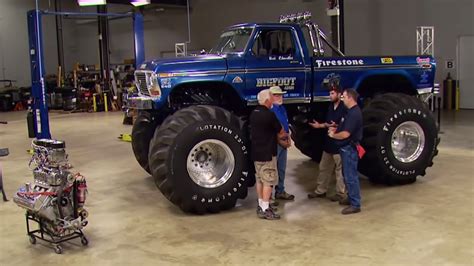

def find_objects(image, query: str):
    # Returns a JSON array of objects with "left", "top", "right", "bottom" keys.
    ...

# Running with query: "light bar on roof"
[
  {"left": 131, "top": 0, "right": 151, "bottom": 6},
  {"left": 78, "top": 0, "right": 106, "bottom": 6},
  {"left": 279, "top": 11, "right": 312, "bottom": 24}
]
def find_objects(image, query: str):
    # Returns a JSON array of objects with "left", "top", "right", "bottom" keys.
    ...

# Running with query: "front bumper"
[{"left": 127, "top": 96, "right": 155, "bottom": 110}]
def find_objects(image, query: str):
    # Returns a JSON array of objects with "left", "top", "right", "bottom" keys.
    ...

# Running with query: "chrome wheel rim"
[
  {"left": 391, "top": 121, "right": 425, "bottom": 163},
  {"left": 186, "top": 139, "right": 235, "bottom": 188}
]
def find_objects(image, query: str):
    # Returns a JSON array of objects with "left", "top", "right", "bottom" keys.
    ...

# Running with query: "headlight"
[{"left": 148, "top": 73, "right": 161, "bottom": 97}]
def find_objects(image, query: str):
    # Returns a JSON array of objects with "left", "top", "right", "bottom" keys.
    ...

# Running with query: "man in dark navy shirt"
[
  {"left": 328, "top": 88, "right": 363, "bottom": 215},
  {"left": 308, "top": 87, "right": 347, "bottom": 202}
]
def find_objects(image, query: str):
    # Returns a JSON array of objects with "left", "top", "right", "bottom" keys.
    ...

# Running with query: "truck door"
[{"left": 244, "top": 27, "right": 309, "bottom": 103}]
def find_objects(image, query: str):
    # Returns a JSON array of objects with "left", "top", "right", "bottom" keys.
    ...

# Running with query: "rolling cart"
[{"left": 26, "top": 211, "right": 89, "bottom": 254}]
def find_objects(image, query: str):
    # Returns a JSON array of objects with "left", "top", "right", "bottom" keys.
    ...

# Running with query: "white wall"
[
  {"left": 0, "top": 0, "right": 79, "bottom": 87},
  {"left": 48, "top": 3, "right": 190, "bottom": 66},
  {"left": 1, "top": 1, "right": 50, "bottom": 86},
  {"left": 187, "top": 0, "right": 330, "bottom": 52},
  {"left": 187, "top": 0, "right": 474, "bottom": 83},
  {"left": 345, "top": 0, "right": 474, "bottom": 83}
]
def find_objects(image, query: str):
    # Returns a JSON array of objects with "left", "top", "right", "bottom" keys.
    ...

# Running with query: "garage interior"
[{"left": 0, "top": 0, "right": 473, "bottom": 265}]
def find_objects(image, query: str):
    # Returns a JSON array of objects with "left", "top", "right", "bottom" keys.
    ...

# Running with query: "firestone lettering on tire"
[
  {"left": 198, "top": 124, "right": 247, "bottom": 155},
  {"left": 199, "top": 125, "right": 233, "bottom": 135},
  {"left": 359, "top": 93, "right": 439, "bottom": 185},
  {"left": 381, "top": 146, "right": 417, "bottom": 176},
  {"left": 189, "top": 124, "right": 248, "bottom": 202}
]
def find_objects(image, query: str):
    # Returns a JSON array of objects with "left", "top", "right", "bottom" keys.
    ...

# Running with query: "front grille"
[{"left": 135, "top": 72, "right": 150, "bottom": 96}]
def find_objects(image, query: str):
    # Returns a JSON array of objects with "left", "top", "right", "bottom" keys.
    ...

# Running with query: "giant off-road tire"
[
  {"left": 131, "top": 111, "right": 159, "bottom": 174},
  {"left": 291, "top": 116, "right": 324, "bottom": 162},
  {"left": 359, "top": 93, "right": 439, "bottom": 185},
  {"left": 148, "top": 106, "right": 250, "bottom": 214}
]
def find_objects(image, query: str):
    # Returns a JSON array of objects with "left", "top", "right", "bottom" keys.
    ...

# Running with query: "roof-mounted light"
[{"left": 279, "top": 11, "right": 311, "bottom": 24}]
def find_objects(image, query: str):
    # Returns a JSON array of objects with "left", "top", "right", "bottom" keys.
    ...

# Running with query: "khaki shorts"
[{"left": 254, "top": 157, "right": 278, "bottom": 186}]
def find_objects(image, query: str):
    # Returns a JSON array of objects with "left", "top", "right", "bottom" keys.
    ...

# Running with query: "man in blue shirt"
[
  {"left": 308, "top": 87, "right": 347, "bottom": 202},
  {"left": 269, "top": 86, "right": 295, "bottom": 201},
  {"left": 328, "top": 88, "right": 363, "bottom": 215}
]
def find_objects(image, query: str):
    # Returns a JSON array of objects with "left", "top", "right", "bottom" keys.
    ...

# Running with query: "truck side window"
[{"left": 252, "top": 30, "right": 296, "bottom": 57}]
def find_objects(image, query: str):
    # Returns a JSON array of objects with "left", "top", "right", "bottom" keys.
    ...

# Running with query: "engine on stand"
[{"left": 13, "top": 139, "right": 89, "bottom": 254}]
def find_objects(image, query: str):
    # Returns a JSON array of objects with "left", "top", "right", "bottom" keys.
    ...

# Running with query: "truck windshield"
[{"left": 210, "top": 28, "right": 253, "bottom": 54}]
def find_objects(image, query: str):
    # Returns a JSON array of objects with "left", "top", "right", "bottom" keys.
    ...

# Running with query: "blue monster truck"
[{"left": 128, "top": 13, "right": 439, "bottom": 213}]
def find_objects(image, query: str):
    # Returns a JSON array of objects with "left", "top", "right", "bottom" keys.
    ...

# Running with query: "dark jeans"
[
  {"left": 275, "top": 145, "right": 287, "bottom": 194},
  {"left": 340, "top": 144, "right": 361, "bottom": 208}
]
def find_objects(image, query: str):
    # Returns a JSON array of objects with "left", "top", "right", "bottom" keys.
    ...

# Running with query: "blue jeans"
[
  {"left": 275, "top": 145, "right": 287, "bottom": 194},
  {"left": 340, "top": 144, "right": 361, "bottom": 208}
]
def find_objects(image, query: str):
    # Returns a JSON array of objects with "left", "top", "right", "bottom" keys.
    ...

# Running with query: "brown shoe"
[
  {"left": 275, "top": 191, "right": 295, "bottom": 200},
  {"left": 257, "top": 206, "right": 277, "bottom": 217},
  {"left": 257, "top": 206, "right": 265, "bottom": 218},
  {"left": 328, "top": 194, "right": 344, "bottom": 202},
  {"left": 341, "top": 206, "right": 361, "bottom": 215},
  {"left": 261, "top": 208, "right": 281, "bottom": 220},
  {"left": 339, "top": 197, "right": 350, "bottom": 205},
  {"left": 307, "top": 192, "right": 326, "bottom": 199},
  {"left": 270, "top": 199, "right": 279, "bottom": 207}
]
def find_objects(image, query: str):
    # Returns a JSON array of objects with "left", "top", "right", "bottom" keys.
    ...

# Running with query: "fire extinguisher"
[{"left": 76, "top": 179, "right": 87, "bottom": 208}]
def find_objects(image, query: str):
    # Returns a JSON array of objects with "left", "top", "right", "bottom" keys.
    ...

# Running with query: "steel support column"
[
  {"left": 98, "top": 5, "right": 111, "bottom": 92},
  {"left": 339, "top": 0, "right": 345, "bottom": 53},
  {"left": 133, "top": 10, "right": 145, "bottom": 68},
  {"left": 55, "top": 0, "right": 65, "bottom": 82},
  {"left": 329, "top": 0, "right": 345, "bottom": 55},
  {"left": 27, "top": 10, "right": 51, "bottom": 139}
]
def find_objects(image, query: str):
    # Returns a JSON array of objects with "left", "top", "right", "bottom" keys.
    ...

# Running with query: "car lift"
[{"left": 27, "top": 6, "right": 145, "bottom": 139}]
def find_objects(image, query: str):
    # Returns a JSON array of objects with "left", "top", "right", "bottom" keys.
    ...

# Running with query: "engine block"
[{"left": 13, "top": 139, "right": 88, "bottom": 234}]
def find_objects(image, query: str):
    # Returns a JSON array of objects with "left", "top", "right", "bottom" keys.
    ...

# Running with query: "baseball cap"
[{"left": 269, "top": 86, "right": 287, "bottom": 95}]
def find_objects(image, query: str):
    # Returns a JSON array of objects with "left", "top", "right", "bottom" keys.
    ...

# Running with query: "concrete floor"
[{"left": 0, "top": 110, "right": 473, "bottom": 265}]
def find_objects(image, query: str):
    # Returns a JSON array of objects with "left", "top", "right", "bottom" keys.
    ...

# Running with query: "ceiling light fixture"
[
  {"left": 78, "top": 0, "right": 107, "bottom": 6},
  {"left": 131, "top": 0, "right": 151, "bottom": 7}
]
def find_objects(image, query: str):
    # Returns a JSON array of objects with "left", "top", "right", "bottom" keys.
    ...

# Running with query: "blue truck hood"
[{"left": 138, "top": 55, "right": 227, "bottom": 74}]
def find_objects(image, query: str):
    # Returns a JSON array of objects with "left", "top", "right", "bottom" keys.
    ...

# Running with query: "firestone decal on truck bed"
[{"left": 315, "top": 59, "right": 365, "bottom": 68}]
